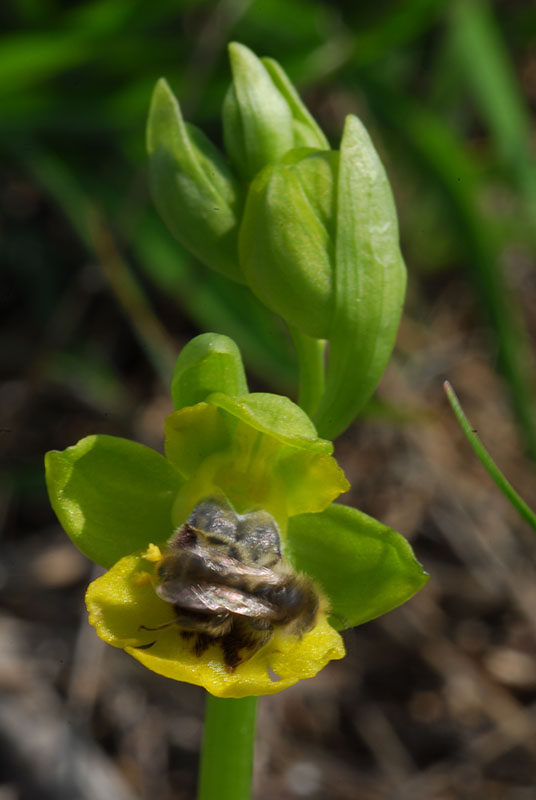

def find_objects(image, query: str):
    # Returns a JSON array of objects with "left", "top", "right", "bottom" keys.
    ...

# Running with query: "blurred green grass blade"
[
  {"left": 131, "top": 214, "right": 297, "bottom": 389},
  {"left": 293, "top": 0, "right": 444, "bottom": 83},
  {"left": 12, "top": 143, "right": 176, "bottom": 383},
  {"left": 88, "top": 209, "right": 178, "bottom": 383},
  {"left": 11, "top": 0, "right": 56, "bottom": 25},
  {"left": 350, "top": 0, "right": 445, "bottom": 67},
  {"left": 444, "top": 381, "right": 536, "bottom": 532},
  {"left": 362, "top": 79, "right": 536, "bottom": 461},
  {"left": 449, "top": 0, "right": 536, "bottom": 225},
  {"left": 0, "top": 33, "right": 90, "bottom": 93},
  {"left": 12, "top": 141, "right": 92, "bottom": 245},
  {"left": 12, "top": 141, "right": 296, "bottom": 391},
  {"left": 63, "top": 0, "right": 141, "bottom": 35},
  {"left": 48, "top": 350, "right": 130, "bottom": 417}
]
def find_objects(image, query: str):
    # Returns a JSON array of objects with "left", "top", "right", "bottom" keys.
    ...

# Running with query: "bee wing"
[
  {"left": 159, "top": 549, "right": 279, "bottom": 585},
  {"left": 170, "top": 583, "right": 276, "bottom": 619},
  {"left": 202, "top": 550, "right": 281, "bottom": 586},
  {"left": 167, "top": 536, "right": 282, "bottom": 584}
]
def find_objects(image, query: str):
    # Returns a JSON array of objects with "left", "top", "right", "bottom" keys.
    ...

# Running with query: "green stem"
[
  {"left": 444, "top": 381, "right": 536, "bottom": 532},
  {"left": 289, "top": 327, "right": 326, "bottom": 418},
  {"left": 198, "top": 695, "right": 258, "bottom": 800}
]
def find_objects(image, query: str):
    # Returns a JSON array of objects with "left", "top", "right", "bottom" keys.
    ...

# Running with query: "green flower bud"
[
  {"left": 170, "top": 332, "right": 248, "bottom": 411},
  {"left": 239, "top": 148, "right": 337, "bottom": 339},
  {"left": 239, "top": 115, "right": 407, "bottom": 437},
  {"left": 223, "top": 42, "right": 328, "bottom": 181},
  {"left": 147, "top": 78, "right": 244, "bottom": 282},
  {"left": 147, "top": 46, "right": 406, "bottom": 439},
  {"left": 261, "top": 56, "right": 329, "bottom": 150},
  {"left": 316, "top": 115, "right": 407, "bottom": 438}
]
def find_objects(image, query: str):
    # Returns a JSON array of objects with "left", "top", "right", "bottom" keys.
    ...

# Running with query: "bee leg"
[
  {"left": 193, "top": 632, "right": 213, "bottom": 657},
  {"left": 247, "top": 626, "right": 273, "bottom": 654},
  {"left": 174, "top": 610, "right": 232, "bottom": 638},
  {"left": 138, "top": 620, "right": 175, "bottom": 632},
  {"left": 246, "top": 617, "right": 273, "bottom": 631},
  {"left": 221, "top": 633, "right": 244, "bottom": 671},
  {"left": 221, "top": 621, "right": 274, "bottom": 671}
]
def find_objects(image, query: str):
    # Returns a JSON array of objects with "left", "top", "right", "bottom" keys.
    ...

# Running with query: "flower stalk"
[{"left": 198, "top": 696, "right": 257, "bottom": 800}]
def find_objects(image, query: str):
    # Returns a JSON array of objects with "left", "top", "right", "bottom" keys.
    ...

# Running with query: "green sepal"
[
  {"left": 239, "top": 151, "right": 336, "bottom": 339},
  {"left": 261, "top": 56, "right": 329, "bottom": 150},
  {"left": 313, "top": 115, "right": 407, "bottom": 439},
  {"left": 171, "top": 333, "right": 248, "bottom": 411},
  {"left": 45, "top": 435, "right": 183, "bottom": 568},
  {"left": 147, "top": 78, "right": 244, "bottom": 282},
  {"left": 223, "top": 42, "right": 295, "bottom": 181},
  {"left": 286, "top": 503, "right": 428, "bottom": 629},
  {"left": 208, "top": 392, "right": 333, "bottom": 454}
]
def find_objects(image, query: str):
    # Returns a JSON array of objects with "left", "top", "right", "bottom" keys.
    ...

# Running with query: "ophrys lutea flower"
[{"left": 45, "top": 335, "right": 428, "bottom": 698}]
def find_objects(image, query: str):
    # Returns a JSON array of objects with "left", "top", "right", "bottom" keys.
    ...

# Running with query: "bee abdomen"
[{"left": 262, "top": 577, "right": 319, "bottom": 630}]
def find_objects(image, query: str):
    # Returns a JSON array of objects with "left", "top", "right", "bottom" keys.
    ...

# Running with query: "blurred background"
[{"left": 2, "top": 0, "right": 536, "bottom": 798}]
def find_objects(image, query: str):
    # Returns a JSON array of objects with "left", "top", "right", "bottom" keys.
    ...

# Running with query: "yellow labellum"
[{"left": 86, "top": 548, "right": 345, "bottom": 698}]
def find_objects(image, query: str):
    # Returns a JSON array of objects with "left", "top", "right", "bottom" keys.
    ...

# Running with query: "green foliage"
[{"left": 223, "top": 42, "right": 296, "bottom": 181}]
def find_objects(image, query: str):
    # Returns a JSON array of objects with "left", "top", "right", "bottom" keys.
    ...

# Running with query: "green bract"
[
  {"left": 239, "top": 149, "right": 337, "bottom": 339},
  {"left": 313, "top": 114, "right": 407, "bottom": 438},
  {"left": 147, "top": 78, "right": 244, "bottom": 282},
  {"left": 170, "top": 332, "right": 248, "bottom": 410},
  {"left": 240, "top": 115, "right": 406, "bottom": 435},
  {"left": 223, "top": 42, "right": 328, "bottom": 181},
  {"left": 147, "top": 44, "right": 407, "bottom": 439},
  {"left": 146, "top": 42, "right": 327, "bottom": 281},
  {"left": 45, "top": 334, "right": 428, "bottom": 697}
]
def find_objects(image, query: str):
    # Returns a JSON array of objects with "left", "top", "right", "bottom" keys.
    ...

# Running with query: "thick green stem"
[
  {"left": 198, "top": 695, "right": 258, "bottom": 800},
  {"left": 289, "top": 327, "right": 326, "bottom": 419}
]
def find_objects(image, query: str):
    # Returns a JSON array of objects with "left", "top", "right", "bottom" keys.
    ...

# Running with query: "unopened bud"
[
  {"left": 147, "top": 78, "right": 244, "bottom": 282},
  {"left": 223, "top": 42, "right": 328, "bottom": 181}
]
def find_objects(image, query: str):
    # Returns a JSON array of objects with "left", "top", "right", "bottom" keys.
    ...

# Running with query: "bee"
[{"left": 145, "top": 497, "right": 321, "bottom": 669}]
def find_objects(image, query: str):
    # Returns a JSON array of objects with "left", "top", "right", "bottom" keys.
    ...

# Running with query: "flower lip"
[{"left": 86, "top": 497, "right": 345, "bottom": 697}]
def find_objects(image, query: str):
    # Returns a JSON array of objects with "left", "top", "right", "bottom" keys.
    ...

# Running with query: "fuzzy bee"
[{"left": 147, "top": 497, "right": 321, "bottom": 669}]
